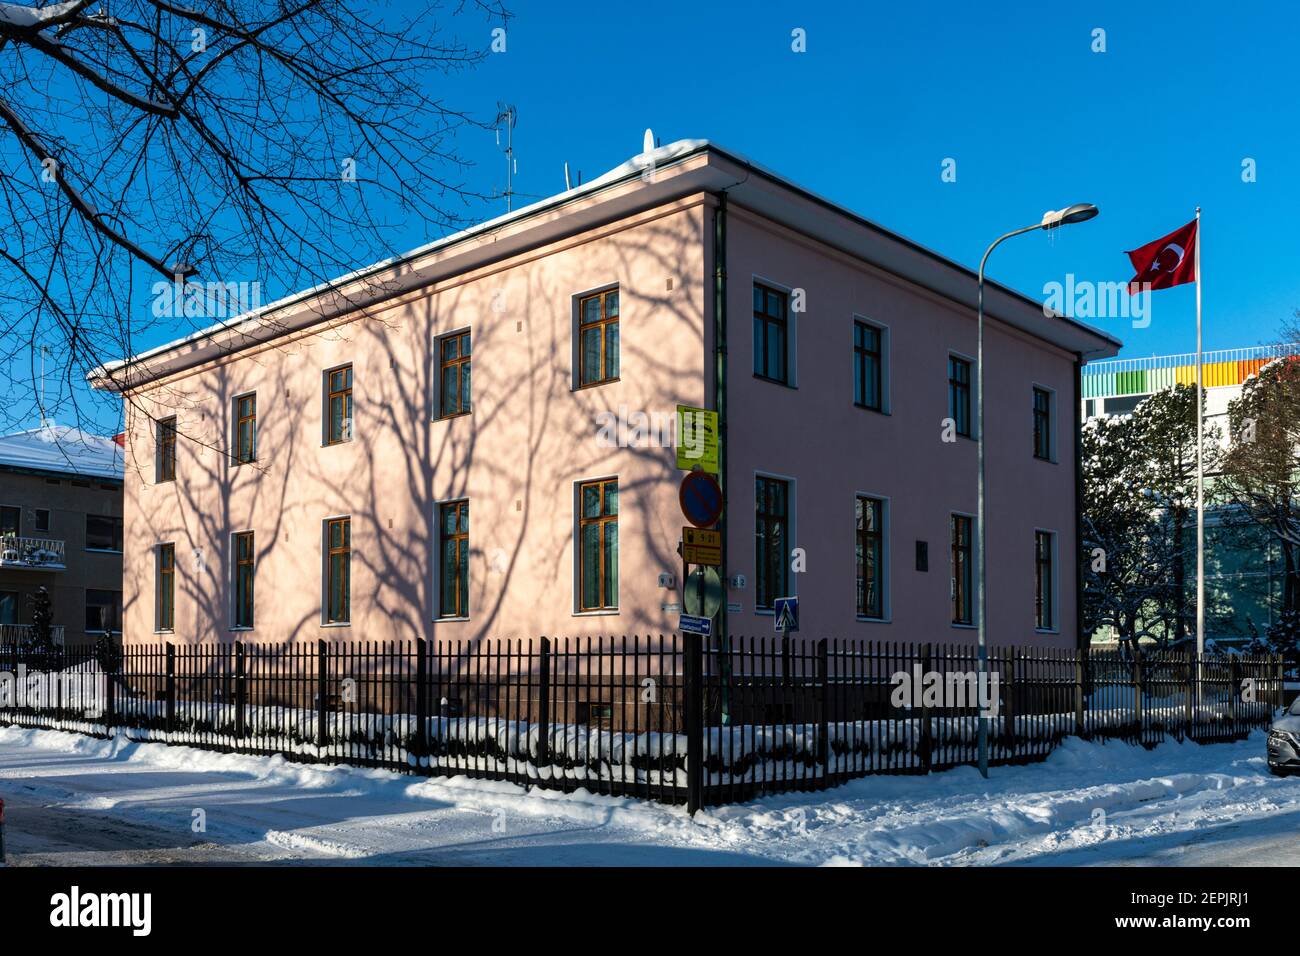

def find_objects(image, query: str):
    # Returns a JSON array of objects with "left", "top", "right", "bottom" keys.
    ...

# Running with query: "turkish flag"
[{"left": 1126, "top": 219, "right": 1197, "bottom": 294}]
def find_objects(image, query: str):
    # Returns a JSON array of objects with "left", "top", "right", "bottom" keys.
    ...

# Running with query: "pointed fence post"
[
  {"left": 1002, "top": 646, "right": 1016, "bottom": 762},
  {"left": 816, "top": 639, "right": 830, "bottom": 780},
  {"left": 683, "top": 631, "right": 703, "bottom": 814},
  {"left": 1185, "top": 647, "right": 1195, "bottom": 739},
  {"left": 165, "top": 643, "right": 176, "bottom": 735},
  {"left": 536, "top": 637, "right": 551, "bottom": 768},
  {"left": 415, "top": 638, "right": 428, "bottom": 762},
  {"left": 919, "top": 643, "right": 933, "bottom": 773},
  {"left": 1074, "top": 649, "right": 1086, "bottom": 739},
  {"left": 317, "top": 639, "right": 329, "bottom": 751},
  {"left": 1132, "top": 646, "right": 1145, "bottom": 745},
  {"left": 234, "top": 642, "right": 246, "bottom": 739}
]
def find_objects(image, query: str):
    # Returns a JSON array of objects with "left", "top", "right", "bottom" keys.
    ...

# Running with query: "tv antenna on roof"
[{"left": 494, "top": 103, "right": 518, "bottom": 212}]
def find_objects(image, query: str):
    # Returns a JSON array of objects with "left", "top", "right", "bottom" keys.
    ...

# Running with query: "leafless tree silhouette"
[{"left": 0, "top": 0, "right": 508, "bottom": 433}]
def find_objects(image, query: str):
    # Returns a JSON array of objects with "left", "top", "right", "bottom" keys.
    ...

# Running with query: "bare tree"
[{"left": 0, "top": 0, "right": 507, "bottom": 433}]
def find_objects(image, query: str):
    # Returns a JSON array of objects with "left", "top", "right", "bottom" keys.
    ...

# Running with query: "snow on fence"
[{"left": 0, "top": 638, "right": 1284, "bottom": 810}]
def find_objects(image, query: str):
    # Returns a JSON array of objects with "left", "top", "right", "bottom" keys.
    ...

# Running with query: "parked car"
[{"left": 1268, "top": 698, "right": 1300, "bottom": 775}]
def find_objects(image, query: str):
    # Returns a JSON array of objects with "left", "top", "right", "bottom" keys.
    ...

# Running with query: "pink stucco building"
[{"left": 91, "top": 140, "right": 1120, "bottom": 649}]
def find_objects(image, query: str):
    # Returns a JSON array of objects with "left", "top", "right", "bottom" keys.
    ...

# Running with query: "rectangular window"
[
  {"left": 156, "top": 416, "right": 177, "bottom": 482},
  {"left": 755, "top": 475, "right": 790, "bottom": 610},
  {"left": 577, "top": 288, "right": 619, "bottom": 387},
  {"left": 853, "top": 321, "right": 883, "bottom": 411},
  {"left": 1, "top": 505, "right": 19, "bottom": 536},
  {"left": 577, "top": 479, "right": 618, "bottom": 611},
  {"left": 234, "top": 531, "right": 255, "bottom": 629},
  {"left": 156, "top": 543, "right": 174, "bottom": 631},
  {"left": 86, "top": 514, "right": 123, "bottom": 552},
  {"left": 856, "top": 496, "right": 885, "bottom": 619},
  {"left": 1033, "top": 387, "right": 1053, "bottom": 460},
  {"left": 438, "top": 500, "right": 469, "bottom": 618},
  {"left": 86, "top": 588, "right": 122, "bottom": 634},
  {"left": 33, "top": 509, "right": 50, "bottom": 533},
  {"left": 951, "top": 515, "right": 973, "bottom": 625},
  {"left": 324, "top": 518, "right": 351, "bottom": 624},
  {"left": 325, "top": 365, "right": 353, "bottom": 444},
  {"left": 235, "top": 393, "right": 257, "bottom": 463},
  {"left": 0, "top": 591, "right": 18, "bottom": 625},
  {"left": 753, "top": 283, "right": 789, "bottom": 384},
  {"left": 438, "top": 331, "right": 472, "bottom": 417},
  {"left": 1035, "top": 530, "right": 1055, "bottom": 630},
  {"left": 948, "top": 356, "right": 971, "bottom": 438}
]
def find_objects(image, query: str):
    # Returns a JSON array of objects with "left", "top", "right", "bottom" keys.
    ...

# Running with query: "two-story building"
[
  {"left": 90, "top": 139, "right": 1120, "bottom": 648},
  {"left": 0, "top": 422, "right": 125, "bottom": 646}
]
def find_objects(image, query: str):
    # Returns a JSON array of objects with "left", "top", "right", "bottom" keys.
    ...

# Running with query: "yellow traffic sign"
[
  {"left": 676, "top": 404, "right": 718, "bottom": 474},
  {"left": 682, "top": 526, "right": 721, "bottom": 566}
]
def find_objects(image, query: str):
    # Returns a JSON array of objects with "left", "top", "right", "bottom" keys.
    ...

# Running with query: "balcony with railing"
[
  {"left": 0, "top": 536, "right": 67, "bottom": 570},
  {"left": 0, "top": 623, "right": 66, "bottom": 646}
]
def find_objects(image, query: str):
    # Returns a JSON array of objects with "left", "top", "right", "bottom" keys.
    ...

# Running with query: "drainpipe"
[
  {"left": 1074, "top": 353, "right": 1086, "bottom": 651},
  {"left": 713, "top": 191, "right": 730, "bottom": 723}
]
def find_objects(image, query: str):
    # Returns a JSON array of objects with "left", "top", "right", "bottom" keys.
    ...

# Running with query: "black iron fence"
[{"left": 0, "top": 637, "right": 1284, "bottom": 811}]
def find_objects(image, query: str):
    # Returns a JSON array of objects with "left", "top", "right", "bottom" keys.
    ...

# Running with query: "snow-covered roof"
[
  {"left": 0, "top": 423, "right": 124, "bottom": 481},
  {"left": 89, "top": 137, "right": 1121, "bottom": 390}
]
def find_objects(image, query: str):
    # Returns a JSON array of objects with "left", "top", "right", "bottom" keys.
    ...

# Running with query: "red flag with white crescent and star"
[{"left": 1126, "top": 218, "right": 1197, "bottom": 294}]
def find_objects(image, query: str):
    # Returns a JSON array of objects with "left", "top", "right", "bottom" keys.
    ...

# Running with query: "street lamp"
[{"left": 975, "top": 202, "right": 1098, "bottom": 778}]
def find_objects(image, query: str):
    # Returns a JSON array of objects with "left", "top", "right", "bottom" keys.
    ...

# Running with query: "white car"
[{"left": 1268, "top": 697, "right": 1300, "bottom": 775}]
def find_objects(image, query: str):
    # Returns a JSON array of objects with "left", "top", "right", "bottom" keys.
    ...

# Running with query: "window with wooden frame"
[
  {"left": 853, "top": 321, "right": 883, "bottom": 411},
  {"left": 577, "top": 478, "right": 618, "bottom": 611},
  {"left": 577, "top": 288, "right": 619, "bottom": 387},
  {"left": 755, "top": 475, "right": 790, "bottom": 610},
  {"left": 951, "top": 514, "right": 973, "bottom": 625},
  {"left": 234, "top": 393, "right": 257, "bottom": 463},
  {"left": 753, "top": 283, "right": 789, "bottom": 384},
  {"left": 1035, "top": 530, "right": 1055, "bottom": 630},
  {"left": 948, "top": 356, "right": 971, "bottom": 438},
  {"left": 156, "top": 416, "right": 177, "bottom": 482},
  {"left": 438, "top": 500, "right": 469, "bottom": 618},
  {"left": 156, "top": 543, "right": 174, "bottom": 632},
  {"left": 856, "top": 496, "right": 885, "bottom": 619},
  {"left": 234, "top": 531, "right": 255, "bottom": 629},
  {"left": 438, "top": 331, "right": 472, "bottom": 418},
  {"left": 1032, "top": 386, "right": 1053, "bottom": 461},
  {"left": 324, "top": 517, "right": 350, "bottom": 624},
  {"left": 325, "top": 365, "right": 353, "bottom": 445}
]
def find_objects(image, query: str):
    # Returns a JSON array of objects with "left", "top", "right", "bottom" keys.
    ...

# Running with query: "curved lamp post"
[{"left": 975, "top": 202, "right": 1098, "bottom": 778}]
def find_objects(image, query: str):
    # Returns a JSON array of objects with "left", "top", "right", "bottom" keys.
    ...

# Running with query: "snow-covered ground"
[{"left": 0, "top": 725, "right": 1296, "bottom": 866}]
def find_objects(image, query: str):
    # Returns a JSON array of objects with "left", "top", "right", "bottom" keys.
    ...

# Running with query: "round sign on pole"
[
  {"left": 679, "top": 470, "right": 723, "bottom": 529},
  {"left": 683, "top": 567, "right": 723, "bottom": 618}
]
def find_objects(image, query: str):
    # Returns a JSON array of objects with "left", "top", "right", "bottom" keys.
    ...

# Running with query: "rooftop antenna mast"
[
  {"left": 494, "top": 103, "right": 518, "bottom": 212},
  {"left": 39, "top": 344, "right": 49, "bottom": 426}
]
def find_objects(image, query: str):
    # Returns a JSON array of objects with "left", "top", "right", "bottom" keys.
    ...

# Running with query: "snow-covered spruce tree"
[
  {"left": 26, "top": 583, "right": 53, "bottom": 651},
  {"left": 1218, "top": 353, "right": 1300, "bottom": 630},
  {"left": 1129, "top": 383, "right": 1221, "bottom": 645},
  {"left": 1080, "top": 413, "right": 1173, "bottom": 647},
  {"left": 0, "top": 0, "right": 507, "bottom": 436}
]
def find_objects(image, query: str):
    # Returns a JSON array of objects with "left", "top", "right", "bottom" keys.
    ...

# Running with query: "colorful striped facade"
[{"left": 1081, "top": 345, "right": 1295, "bottom": 401}]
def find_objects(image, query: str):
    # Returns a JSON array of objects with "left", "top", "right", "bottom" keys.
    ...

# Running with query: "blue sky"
[
  {"left": 18, "top": 1, "right": 1300, "bottom": 432},
  {"left": 453, "top": 0, "right": 1295, "bottom": 359}
]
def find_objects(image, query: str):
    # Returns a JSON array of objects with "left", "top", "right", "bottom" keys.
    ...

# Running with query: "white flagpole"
[{"left": 1195, "top": 206, "right": 1204, "bottom": 655}]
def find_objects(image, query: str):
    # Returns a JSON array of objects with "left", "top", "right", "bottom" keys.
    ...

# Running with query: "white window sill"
[
  {"left": 572, "top": 609, "right": 619, "bottom": 617},
  {"left": 320, "top": 621, "right": 351, "bottom": 628},
  {"left": 951, "top": 623, "right": 977, "bottom": 630},
  {"left": 434, "top": 616, "right": 470, "bottom": 623},
  {"left": 229, "top": 626, "right": 254, "bottom": 633},
  {"left": 856, "top": 616, "right": 891, "bottom": 624},
  {"left": 85, "top": 548, "right": 123, "bottom": 555}
]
